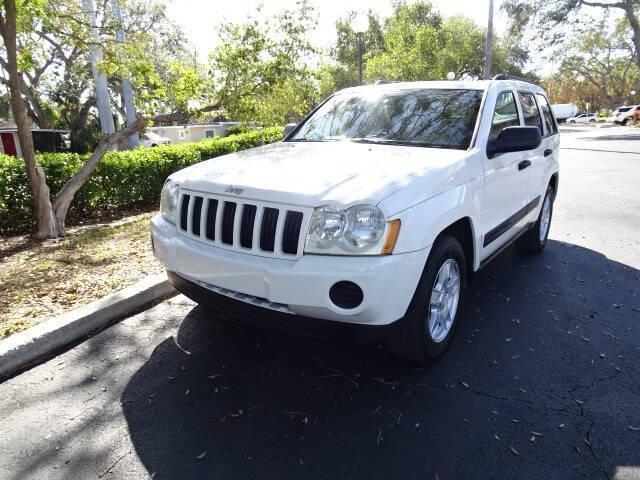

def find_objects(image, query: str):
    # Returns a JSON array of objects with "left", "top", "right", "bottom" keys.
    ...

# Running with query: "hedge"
[{"left": 0, "top": 126, "right": 284, "bottom": 236}]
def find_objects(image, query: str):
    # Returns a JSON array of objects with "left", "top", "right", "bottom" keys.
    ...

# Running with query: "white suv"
[
  {"left": 566, "top": 113, "right": 598, "bottom": 124},
  {"left": 151, "top": 76, "right": 560, "bottom": 362}
]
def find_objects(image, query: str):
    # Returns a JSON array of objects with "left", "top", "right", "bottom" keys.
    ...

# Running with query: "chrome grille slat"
[
  {"left": 232, "top": 202, "right": 242, "bottom": 248},
  {"left": 177, "top": 190, "right": 309, "bottom": 259},
  {"left": 273, "top": 209, "right": 286, "bottom": 256},
  {"left": 186, "top": 195, "right": 195, "bottom": 234}
]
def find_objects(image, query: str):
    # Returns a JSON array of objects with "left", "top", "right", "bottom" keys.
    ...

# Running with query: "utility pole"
[
  {"left": 110, "top": 0, "right": 140, "bottom": 148},
  {"left": 483, "top": 0, "right": 494, "bottom": 80},
  {"left": 357, "top": 32, "right": 364, "bottom": 85},
  {"left": 82, "top": 0, "right": 115, "bottom": 135}
]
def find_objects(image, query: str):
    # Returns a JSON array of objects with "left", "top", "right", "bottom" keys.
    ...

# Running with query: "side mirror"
[
  {"left": 284, "top": 123, "right": 298, "bottom": 137},
  {"left": 486, "top": 126, "right": 541, "bottom": 158}
]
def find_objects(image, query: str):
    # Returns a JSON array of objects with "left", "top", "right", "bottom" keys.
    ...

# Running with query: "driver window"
[{"left": 489, "top": 91, "right": 520, "bottom": 141}]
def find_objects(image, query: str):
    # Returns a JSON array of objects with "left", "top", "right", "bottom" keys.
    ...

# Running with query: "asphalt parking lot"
[{"left": 1, "top": 126, "right": 639, "bottom": 480}]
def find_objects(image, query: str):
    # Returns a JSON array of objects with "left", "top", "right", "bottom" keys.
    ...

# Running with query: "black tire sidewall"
[
  {"left": 534, "top": 187, "right": 554, "bottom": 249},
  {"left": 399, "top": 236, "right": 467, "bottom": 362}
]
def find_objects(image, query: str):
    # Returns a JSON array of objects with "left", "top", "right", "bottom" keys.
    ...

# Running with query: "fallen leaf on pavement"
[
  {"left": 510, "top": 447, "right": 519, "bottom": 456},
  {"left": 197, "top": 452, "right": 207, "bottom": 459}
]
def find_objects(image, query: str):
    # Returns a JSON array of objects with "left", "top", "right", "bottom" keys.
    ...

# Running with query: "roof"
[{"left": 338, "top": 79, "right": 544, "bottom": 95}]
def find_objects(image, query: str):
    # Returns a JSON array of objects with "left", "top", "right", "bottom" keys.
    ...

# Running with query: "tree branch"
[{"left": 51, "top": 104, "right": 221, "bottom": 226}]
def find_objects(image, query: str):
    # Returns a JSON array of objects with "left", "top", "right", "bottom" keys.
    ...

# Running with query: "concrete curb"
[{"left": 0, "top": 273, "right": 177, "bottom": 379}]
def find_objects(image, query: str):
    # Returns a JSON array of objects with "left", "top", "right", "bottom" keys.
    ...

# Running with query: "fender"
[{"left": 384, "top": 182, "right": 483, "bottom": 270}]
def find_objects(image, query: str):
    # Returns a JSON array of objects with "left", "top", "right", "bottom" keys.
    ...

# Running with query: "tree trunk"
[
  {"left": 0, "top": 0, "right": 59, "bottom": 238},
  {"left": 624, "top": 3, "right": 640, "bottom": 71}
]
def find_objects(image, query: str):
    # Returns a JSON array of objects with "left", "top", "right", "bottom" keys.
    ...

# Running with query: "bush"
[
  {"left": 224, "top": 123, "right": 255, "bottom": 136},
  {"left": 0, "top": 127, "right": 284, "bottom": 236}
]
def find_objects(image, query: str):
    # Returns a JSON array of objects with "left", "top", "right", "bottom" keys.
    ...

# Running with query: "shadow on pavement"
[
  {"left": 584, "top": 134, "right": 640, "bottom": 142},
  {"left": 122, "top": 240, "right": 640, "bottom": 480}
]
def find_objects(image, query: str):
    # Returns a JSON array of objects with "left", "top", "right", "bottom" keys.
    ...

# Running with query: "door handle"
[
  {"left": 544, "top": 149, "right": 553, "bottom": 157},
  {"left": 518, "top": 160, "right": 531, "bottom": 171}
]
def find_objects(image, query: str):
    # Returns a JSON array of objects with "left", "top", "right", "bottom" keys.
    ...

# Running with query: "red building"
[{"left": 0, "top": 121, "right": 70, "bottom": 157}]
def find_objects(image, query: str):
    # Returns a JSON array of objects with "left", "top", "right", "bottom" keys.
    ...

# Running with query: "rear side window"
[
  {"left": 536, "top": 94, "right": 557, "bottom": 135},
  {"left": 518, "top": 92, "right": 543, "bottom": 133},
  {"left": 489, "top": 91, "right": 520, "bottom": 141}
]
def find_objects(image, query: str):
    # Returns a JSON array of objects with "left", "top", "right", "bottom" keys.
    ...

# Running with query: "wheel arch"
[
  {"left": 548, "top": 173, "right": 559, "bottom": 201},
  {"left": 434, "top": 217, "right": 476, "bottom": 275}
]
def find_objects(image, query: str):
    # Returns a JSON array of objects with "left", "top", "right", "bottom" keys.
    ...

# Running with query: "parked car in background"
[
  {"left": 151, "top": 76, "right": 559, "bottom": 363},
  {"left": 551, "top": 103, "right": 578, "bottom": 123},
  {"left": 566, "top": 113, "right": 598, "bottom": 124},
  {"left": 610, "top": 105, "right": 640, "bottom": 125},
  {"left": 141, "top": 132, "right": 171, "bottom": 147}
]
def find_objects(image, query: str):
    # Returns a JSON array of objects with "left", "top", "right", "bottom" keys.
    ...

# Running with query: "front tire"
[
  {"left": 517, "top": 186, "right": 554, "bottom": 253},
  {"left": 390, "top": 235, "right": 467, "bottom": 364}
]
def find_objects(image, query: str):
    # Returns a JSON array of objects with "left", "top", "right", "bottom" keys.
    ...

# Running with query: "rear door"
[
  {"left": 535, "top": 92, "right": 559, "bottom": 205},
  {"left": 515, "top": 91, "right": 547, "bottom": 219}
]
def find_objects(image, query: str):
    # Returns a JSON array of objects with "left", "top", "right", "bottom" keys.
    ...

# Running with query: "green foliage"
[
  {"left": 208, "top": 1, "right": 318, "bottom": 125},
  {"left": 224, "top": 123, "right": 254, "bottom": 136},
  {"left": 0, "top": 127, "right": 284, "bottom": 236},
  {"left": 543, "top": 17, "right": 639, "bottom": 110},
  {"left": 323, "top": 1, "right": 533, "bottom": 89}
]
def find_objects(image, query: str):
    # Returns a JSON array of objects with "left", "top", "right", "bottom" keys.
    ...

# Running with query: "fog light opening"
[{"left": 329, "top": 281, "right": 364, "bottom": 309}]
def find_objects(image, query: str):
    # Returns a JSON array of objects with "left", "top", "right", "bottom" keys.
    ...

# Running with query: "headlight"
[
  {"left": 305, "top": 204, "right": 398, "bottom": 255},
  {"left": 160, "top": 179, "right": 180, "bottom": 224}
]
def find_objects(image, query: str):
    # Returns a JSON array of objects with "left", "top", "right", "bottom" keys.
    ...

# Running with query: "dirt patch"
[{"left": 0, "top": 212, "right": 163, "bottom": 339}]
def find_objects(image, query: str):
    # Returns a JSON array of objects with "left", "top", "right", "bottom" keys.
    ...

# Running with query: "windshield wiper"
[
  {"left": 288, "top": 138, "right": 340, "bottom": 143},
  {"left": 349, "top": 138, "right": 451, "bottom": 148}
]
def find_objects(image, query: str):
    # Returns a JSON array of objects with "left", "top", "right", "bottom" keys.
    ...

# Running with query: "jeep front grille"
[{"left": 177, "top": 191, "right": 311, "bottom": 259}]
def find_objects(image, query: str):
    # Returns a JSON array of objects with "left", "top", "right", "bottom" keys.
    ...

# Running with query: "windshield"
[{"left": 290, "top": 88, "right": 483, "bottom": 150}]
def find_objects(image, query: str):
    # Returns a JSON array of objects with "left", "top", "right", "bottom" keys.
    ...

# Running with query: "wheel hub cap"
[{"left": 427, "top": 259, "right": 461, "bottom": 343}]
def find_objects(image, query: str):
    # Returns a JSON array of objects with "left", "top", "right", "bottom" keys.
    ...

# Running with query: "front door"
[
  {"left": 479, "top": 90, "right": 531, "bottom": 260},
  {"left": 1, "top": 132, "right": 17, "bottom": 156}
]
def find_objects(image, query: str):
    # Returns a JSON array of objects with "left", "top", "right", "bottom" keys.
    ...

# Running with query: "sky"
[{"left": 166, "top": 0, "right": 508, "bottom": 61}]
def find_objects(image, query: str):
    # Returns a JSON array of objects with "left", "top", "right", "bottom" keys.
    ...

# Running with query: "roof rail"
[
  {"left": 374, "top": 79, "right": 393, "bottom": 85},
  {"left": 492, "top": 74, "right": 533, "bottom": 84}
]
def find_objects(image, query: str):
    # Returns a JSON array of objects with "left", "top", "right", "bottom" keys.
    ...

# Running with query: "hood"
[{"left": 171, "top": 141, "right": 470, "bottom": 207}]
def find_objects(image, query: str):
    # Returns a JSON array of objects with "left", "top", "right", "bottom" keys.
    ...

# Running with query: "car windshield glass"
[
  {"left": 618, "top": 107, "right": 631, "bottom": 112},
  {"left": 290, "top": 88, "right": 483, "bottom": 150}
]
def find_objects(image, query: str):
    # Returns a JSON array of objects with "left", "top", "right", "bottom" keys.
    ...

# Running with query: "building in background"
[
  {"left": 146, "top": 122, "right": 239, "bottom": 145},
  {"left": 0, "top": 121, "right": 70, "bottom": 157}
]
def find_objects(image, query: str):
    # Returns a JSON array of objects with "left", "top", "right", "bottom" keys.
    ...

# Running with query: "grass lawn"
[{"left": 0, "top": 212, "right": 163, "bottom": 339}]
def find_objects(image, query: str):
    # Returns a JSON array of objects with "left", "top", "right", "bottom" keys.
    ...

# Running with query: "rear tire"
[
  {"left": 390, "top": 235, "right": 467, "bottom": 364},
  {"left": 517, "top": 186, "right": 554, "bottom": 253}
]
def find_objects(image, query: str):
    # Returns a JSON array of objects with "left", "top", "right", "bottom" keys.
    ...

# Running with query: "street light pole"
[
  {"left": 483, "top": 0, "right": 494, "bottom": 80},
  {"left": 352, "top": 12, "right": 369, "bottom": 86},
  {"left": 357, "top": 32, "right": 364, "bottom": 85}
]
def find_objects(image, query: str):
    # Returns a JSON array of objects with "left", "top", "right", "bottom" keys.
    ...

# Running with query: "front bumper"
[{"left": 151, "top": 214, "right": 429, "bottom": 326}]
